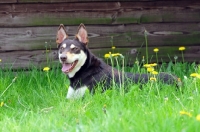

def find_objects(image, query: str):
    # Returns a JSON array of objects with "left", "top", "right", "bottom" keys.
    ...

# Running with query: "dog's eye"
[
  {"left": 71, "top": 47, "right": 78, "bottom": 51},
  {"left": 60, "top": 47, "right": 64, "bottom": 50}
]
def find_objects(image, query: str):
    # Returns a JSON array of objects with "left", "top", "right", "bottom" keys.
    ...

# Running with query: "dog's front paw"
[{"left": 66, "top": 86, "right": 88, "bottom": 99}]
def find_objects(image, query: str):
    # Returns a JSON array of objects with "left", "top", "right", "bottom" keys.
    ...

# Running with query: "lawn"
[{"left": 0, "top": 62, "right": 200, "bottom": 132}]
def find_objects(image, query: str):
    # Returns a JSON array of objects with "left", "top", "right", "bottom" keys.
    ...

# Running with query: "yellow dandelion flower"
[
  {"left": 0, "top": 102, "right": 4, "bottom": 107},
  {"left": 190, "top": 73, "right": 199, "bottom": 77},
  {"left": 179, "top": 46, "right": 186, "bottom": 51},
  {"left": 147, "top": 67, "right": 154, "bottom": 72},
  {"left": 104, "top": 53, "right": 123, "bottom": 58},
  {"left": 150, "top": 63, "right": 157, "bottom": 67},
  {"left": 153, "top": 48, "right": 159, "bottom": 52},
  {"left": 143, "top": 64, "right": 151, "bottom": 68},
  {"left": 43, "top": 67, "right": 50, "bottom": 72},
  {"left": 150, "top": 77, "right": 157, "bottom": 81},
  {"left": 104, "top": 54, "right": 110, "bottom": 58},
  {"left": 196, "top": 114, "right": 200, "bottom": 121},
  {"left": 190, "top": 73, "right": 200, "bottom": 79},
  {"left": 179, "top": 110, "right": 192, "bottom": 117},
  {"left": 111, "top": 46, "right": 116, "bottom": 49},
  {"left": 151, "top": 71, "right": 158, "bottom": 75},
  {"left": 0, "top": 59, "right": 1, "bottom": 62},
  {"left": 112, "top": 53, "right": 121, "bottom": 57}
]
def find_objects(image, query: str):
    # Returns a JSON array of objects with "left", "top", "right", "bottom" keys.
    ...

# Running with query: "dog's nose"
[{"left": 60, "top": 56, "right": 67, "bottom": 62}]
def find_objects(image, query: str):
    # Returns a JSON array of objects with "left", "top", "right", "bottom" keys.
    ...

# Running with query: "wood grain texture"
[
  {"left": 0, "top": 0, "right": 16, "bottom": 3},
  {"left": 0, "top": 1, "right": 199, "bottom": 69},
  {"left": 0, "top": 50, "right": 57, "bottom": 69},
  {"left": 0, "top": 24, "right": 199, "bottom": 51},
  {"left": 15, "top": 0, "right": 200, "bottom": 3},
  {"left": 0, "top": 2, "right": 200, "bottom": 26},
  {"left": 0, "top": 46, "right": 199, "bottom": 70},
  {"left": 16, "top": 0, "right": 168, "bottom": 3}
]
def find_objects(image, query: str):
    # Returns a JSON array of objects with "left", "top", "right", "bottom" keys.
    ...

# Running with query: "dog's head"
[{"left": 56, "top": 23, "right": 88, "bottom": 78}]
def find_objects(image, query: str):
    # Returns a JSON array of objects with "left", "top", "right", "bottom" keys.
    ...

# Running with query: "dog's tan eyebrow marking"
[
  {"left": 70, "top": 44, "right": 76, "bottom": 49},
  {"left": 62, "top": 43, "right": 66, "bottom": 48}
]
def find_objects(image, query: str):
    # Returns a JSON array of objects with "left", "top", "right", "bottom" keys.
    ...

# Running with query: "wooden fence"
[{"left": 0, "top": 0, "right": 200, "bottom": 69}]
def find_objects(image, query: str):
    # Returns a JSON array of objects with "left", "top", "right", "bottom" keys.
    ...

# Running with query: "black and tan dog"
[{"left": 56, "top": 23, "right": 180, "bottom": 99}]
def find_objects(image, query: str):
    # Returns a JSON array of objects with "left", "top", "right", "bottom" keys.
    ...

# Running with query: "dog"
[{"left": 56, "top": 23, "right": 180, "bottom": 99}]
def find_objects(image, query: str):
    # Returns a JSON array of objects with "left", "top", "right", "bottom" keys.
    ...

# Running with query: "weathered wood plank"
[
  {"left": 0, "top": 24, "right": 199, "bottom": 51},
  {"left": 0, "top": 12, "right": 114, "bottom": 26},
  {"left": 4, "top": 1, "right": 200, "bottom": 13},
  {"left": 11, "top": 2, "right": 121, "bottom": 12},
  {"left": 120, "top": 1, "right": 200, "bottom": 8},
  {"left": 0, "top": 50, "right": 57, "bottom": 69},
  {"left": 115, "top": 9, "right": 200, "bottom": 24},
  {"left": 0, "top": 46, "right": 199, "bottom": 69},
  {"left": 16, "top": 0, "right": 167, "bottom": 3},
  {"left": 0, "top": 2, "right": 200, "bottom": 26},
  {"left": 2, "top": 1, "right": 199, "bottom": 13},
  {"left": 0, "top": 0, "right": 16, "bottom": 3},
  {"left": 16, "top": 0, "right": 200, "bottom": 3}
]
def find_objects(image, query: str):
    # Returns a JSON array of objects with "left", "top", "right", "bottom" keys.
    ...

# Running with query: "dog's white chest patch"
[{"left": 66, "top": 86, "right": 87, "bottom": 99}]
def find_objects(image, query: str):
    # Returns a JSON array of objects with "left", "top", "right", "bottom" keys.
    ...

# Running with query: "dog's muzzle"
[
  {"left": 62, "top": 60, "right": 78, "bottom": 73},
  {"left": 60, "top": 56, "right": 67, "bottom": 62},
  {"left": 60, "top": 55, "right": 78, "bottom": 73}
]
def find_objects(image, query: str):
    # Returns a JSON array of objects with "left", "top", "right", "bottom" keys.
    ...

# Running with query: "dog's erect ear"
[
  {"left": 76, "top": 23, "right": 88, "bottom": 45},
  {"left": 56, "top": 24, "right": 68, "bottom": 45}
]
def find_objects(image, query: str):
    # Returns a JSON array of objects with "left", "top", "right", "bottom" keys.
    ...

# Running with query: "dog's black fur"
[
  {"left": 70, "top": 48, "right": 178, "bottom": 92},
  {"left": 56, "top": 24, "right": 180, "bottom": 98}
]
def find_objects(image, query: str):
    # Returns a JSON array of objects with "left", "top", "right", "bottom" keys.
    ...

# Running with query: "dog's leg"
[
  {"left": 66, "top": 86, "right": 88, "bottom": 99},
  {"left": 66, "top": 86, "right": 75, "bottom": 99}
]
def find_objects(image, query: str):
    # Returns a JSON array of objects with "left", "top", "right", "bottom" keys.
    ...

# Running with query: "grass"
[{"left": 1, "top": 61, "right": 200, "bottom": 132}]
